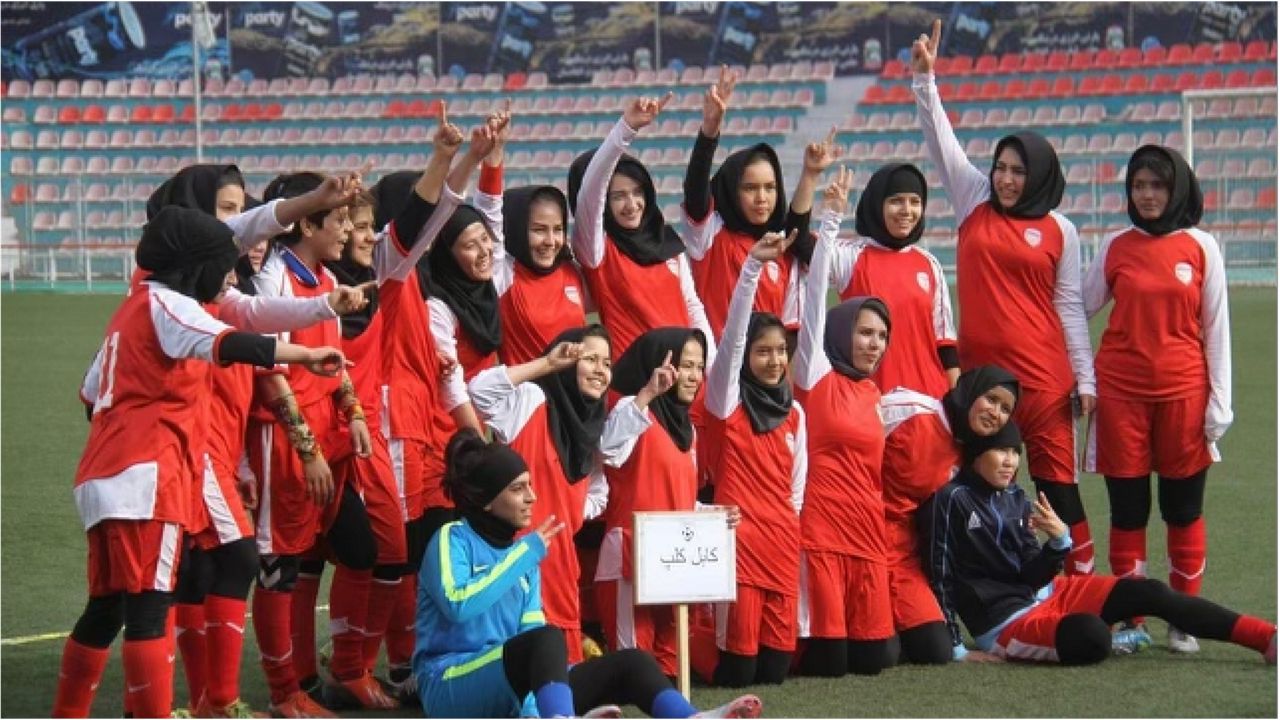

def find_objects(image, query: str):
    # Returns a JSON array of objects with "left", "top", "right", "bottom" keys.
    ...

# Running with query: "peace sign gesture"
[
  {"left": 912, "top": 19, "right": 942, "bottom": 75},
  {"left": 623, "top": 93, "right": 674, "bottom": 132},
  {"left": 701, "top": 64, "right": 738, "bottom": 137},
  {"left": 749, "top": 229, "right": 798, "bottom": 263},
  {"left": 803, "top": 126, "right": 843, "bottom": 175},
  {"left": 822, "top": 165, "right": 853, "bottom": 216}
]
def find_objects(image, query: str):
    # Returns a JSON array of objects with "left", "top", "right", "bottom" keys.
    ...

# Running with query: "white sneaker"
[
  {"left": 694, "top": 694, "right": 762, "bottom": 719},
  {"left": 1168, "top": 627, "right": 1201, "bottom": 654},
  {"left": 582, "top": 704, "right": 623, "bottom": 719}
]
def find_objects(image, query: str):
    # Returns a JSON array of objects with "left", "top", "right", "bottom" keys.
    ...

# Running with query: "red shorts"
[
  {"left": 348, "top": 435, "right": 407, "bottom": 566},
  {"left": 87, "top": 519, "right": 182, "bottom": 595},
  {"left": 1014, "top": 387, "right": 1076, "bottom": 484},
  {"left": 248, "top": 405, "right": 347, "bottom": 556},
  {"left": 1089, "top": 391, "right": 1212, "bottom": 478},
  {"left": 799, "top": 551, "right": 893, "bottom": 641},
  {"left": 716, "top": 585, "right": 798, "bottom": 654},
  {"left": 595, "top": 578, "right": 679, "bottom": 676},
  {"left": 993, "top": 575, "right": 1118, "bottom": 662},
  {"left": 888, "top": 556, "right": 945, "bottom": 631},
  {"left": 192, "top": 454, "right": 255, "bottom": 551}
]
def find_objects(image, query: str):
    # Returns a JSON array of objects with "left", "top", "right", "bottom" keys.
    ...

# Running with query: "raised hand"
[
  {"left": 467, "top": 121, "right": 500, "bottom": 162},
  {"left": 484, "top": 99, "right": 513, "bottom": 164},
  {"left": 544, "top": 341, "right": 582, "bottom": 372},
  {"left": 911, "top": 19, "right": 942, "bottom": 75},
  {"left": 623, "top": 93, "right": 673, "bottom": 131},
  {"left": 822, "top": 165, "right": 853, "bottom": 216},
  {"left": 534, "top": 514, "right": 566, "bottom": 548},
  {"left": 433, "top": 100, "right": 465, "bottom": 155},
  {"left": 750, "top": 229, "right": 798, "bottom": 263},
  {"left": 1029, "top": 491, "right": 1068, "bottom": 540},
  {"left": 803, "top": 126, "right": 843, "bottom": 175},
  {"left": 701, "top": 64, "right": 738, "bottom": 137},
  {"left": 314, "top": 164, "right": 368, "bottom": 211},
  {"left": 636, "top": 350, "right": 677, "bottom": 409},
  {"left": 327, "top": 280, "right": 377, "bottom": 315}
]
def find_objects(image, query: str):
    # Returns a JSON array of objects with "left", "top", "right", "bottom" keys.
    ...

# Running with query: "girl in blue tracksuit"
[
  {"left": 413, "top": 429, "right": 763, "bottom": 719},
  {"left": 920, "top": 422, "right": 1276, "bottom": 665}
]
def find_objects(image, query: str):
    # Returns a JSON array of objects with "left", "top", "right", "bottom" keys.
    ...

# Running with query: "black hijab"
[
  {"left": 989, "top": 132, "right": 1065, "bottom": 219},
  {"left": 740, "top": 312, "right": 793, "bottom": 433},
  {"left": 823, "top": 296, "right": 891, "bottom": 381},
  {"left": 146, "top": 163, "right": 243, "bottom": 221},
  {"left": 536, "top": 327, "right": 608, "bottom": 483},
  {"left": 942, "top": 365, "right": 1021, "bottom": 447},
  {"left": 855, "top": 163, "right": 928, "bottom": 250},
  {"left": 710, "top": 143, "right": 788, "bottom": 239},
  {"left": 323, "top": 241, "right": 377, "bottom": 340},
  {"left": 422, "top": 205, "right": 503, "bottom": 355},
  {"left": 444, "top": 431, "right": 530, "bottom": 548},
  {"left": 567, "top": 150, "right": 684, "bottom": 266},
  {"left": 1125, "top": 145, "right": 1204, "bottom": 237},
  {"left": 136, "top": 206, "right": 239, "bottom": 303},
  {"left": 961, "top": 420, "right": 1024, "bottom": 466},
  {"left": 610, "top": 327, "right": 706, "bottom": 452},
  {"left": 373, "top": 170, "right": 420, "bottom": 233},
  {"left": 504, "top": 185, "right": 571, "bottom": 275}
]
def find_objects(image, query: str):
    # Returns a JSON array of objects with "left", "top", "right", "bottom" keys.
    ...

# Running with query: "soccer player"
[
  {"left": 913, "top": 20, "right": 1097, "bottom": 577},
  {"left": 567, "top": 95, "right": 715, "bottom": 361},
  {"left": 468, "top": 326, "right": 612, "bottom": 663},
  {"left": 680, "top": 65, "right": 831, "bottom": 341},
  {"left": 690, "top": 229, "right": 808, "bottom": 687},
  {"left": 413, "top": 429, "right": 763, "bottom": 719},
  {"left": 879, "top": 366, "right": 1020, "bottom": 664},
  {"left": 827, "top": 163, "right": 958, "bottom": 398},
  {"left": 594, "top": 326, "right": 715, "bottom": 676},
  {"left": 52, "top": 207, "right": 346, "bottom": 719},
  {"left": 792, "top": 166, "right": 896, "bottom": 677},
  {"left": 1082, "top": 145, "right": 1231, "bottom": 654},
  {"left": 921, "top": 422, "right": 1274, "bottom": 665}
]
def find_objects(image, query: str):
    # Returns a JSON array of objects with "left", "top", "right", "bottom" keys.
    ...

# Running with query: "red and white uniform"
[
  {"left": 880, "top": 390, "right": 960, "bottom": 630},
  {"left": 1082, "top": 225, "right": 1231, "bottom": 476},
  {"left": 681, "top": 208, "right": 801, "bottom": 341},
  {"left": 570, "top": 118, "right": 714, "bottom": 361},
  {"left": 914, "top": 72, "right": 1095, "bottom": 483},
  {"left": 594, "top": 395, "right": 699, "bottom": 675},
  {"left": 829, "top": 239, "right": 956, "bottom": 399},
  {"left": 469, "top": 367, "right": 609, "bottom": 662},
  {"left": 792, "top": 211, "right": 892, "bottom": 642},
  {"left": 76, "top": 283, "right": 238, "bottom": 593},
  {"left": 702, "top": 255, "right": 807, "bottom": 654}
]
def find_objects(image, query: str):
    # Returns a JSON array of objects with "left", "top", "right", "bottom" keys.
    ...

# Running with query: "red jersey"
[
  {"left": 1086, "top": 226, "right": 1230, "bottom": 403},
  {"left": 880, "top": 390, "right": 960, "bottom": 564},
  {"left": 498, "top": 262, "right": 588, "bottom": 366},
  {"left": 341, "top": 310, "right": 385, "bottom": 435},
  {"left": 580, "top": 240, "right": 694, "bottom": 360},
  {"left": 75, "top": 283, "right": 233, "bottom": 530},
  {"left": 831, "top": 239, "right": 955, "bottom": 398}
]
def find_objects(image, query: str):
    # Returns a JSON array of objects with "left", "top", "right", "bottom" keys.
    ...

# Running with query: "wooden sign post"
[{"left": 633, "top": 509, "right": 737, "bottom": 699}]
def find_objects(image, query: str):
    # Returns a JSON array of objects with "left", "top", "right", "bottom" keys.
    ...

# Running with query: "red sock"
[
  {"left": 174, "top": 602, "right": 207, "bottom": 708},
  {"left": 363, "top": 577, "right": 402, "bottom": 673},
  {"left": 252, "top": 588, "right": 298, "bottom": 704},
  {"left": 1109, "top": 527, "right": 1147, "bottom": 579},
  {"left": 384, "top": 576, "right": 417, "bottom": 671},
  {"left": 1167, "top": 518, "right": 1206, "bottom": 596},
  {"left": 203, "top": 594, "right": 248, "bottom": 708},
  {"left": 1229, "top": 615, "right": 1277, "bottom": 654},
  {"left": 122, "top": 636, "right": 174, "bottom": 718},
  {"left": 291, "top": 572, "right": 322, "bottom": 682},
  {"left": 1065, "top": 520, "right": 1096, "bottom": 575},
  {"left": 52, "top": 638, "right": 110, "bottom": 717},
  {"left": 328, "top": 566, "right": 373, "bottom": 681}
]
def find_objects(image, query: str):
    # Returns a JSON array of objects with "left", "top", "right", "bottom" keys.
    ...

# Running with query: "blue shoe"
[{"left": 1112, "top": 625, "right": 1154, "bottom": 655}]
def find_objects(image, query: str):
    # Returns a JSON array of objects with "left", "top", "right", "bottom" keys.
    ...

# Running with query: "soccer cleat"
[
  {"left": 268, "top": 690, "right": 338, "bottom": 719},
  {"left": 321, "top": 672, "right": 400, "bottom": 711},
  {"left": 194, "top": 696, "right": 269, "bottom": 718},
  {"left": 1168, "top": 627, "right": 1201, "bottom": 654},
  {"left": 1265, "top": 633, "right": 1276, "bottom": 665},
  {"left": 694, "top": 694, "right": 763, "bottom": 719},
  {"left": 1111, "top": 625, "right": 1153, "bottom": 655},
  {"left": 582, "top": 704, "right": 623, "bottom": 719}
]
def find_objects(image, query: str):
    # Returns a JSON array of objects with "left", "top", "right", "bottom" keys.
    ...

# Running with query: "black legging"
[
  {"left": 502, "top": 627, "right": 675, "bottom": 716},
  {"left": 797, "top": 637, "right": 896, "bottom": 677},
  {"left": 175, "top": 538, "right": 258, "bottom": 604},
  {"left": 712, "top": 646, "right": 793, "bottom": 687},
  {"left": 898, "top": 621, "right": 952, "bottom": 665}
]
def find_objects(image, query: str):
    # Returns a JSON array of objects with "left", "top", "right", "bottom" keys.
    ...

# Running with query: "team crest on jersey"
[
  {"left": 1174, "top": 262, "right": 1193, "bottom": 285},
  {"left": 766, "top": 261, "right": 780, "bottom": 283},
  {"left": 784, "top": 431, "right": 796, "bottom": 454},
  {"left": 564, "top": 285, "right": 582, "bottom": 305},
  {"left": 666, "top": 258, "right": 681, "bottom": 277},
  {"left": 916, "top": 272, "right": 930, "bottom": 292},
  {"left": 1023, "top": 228, "right": 1042, "bottom": 247}
]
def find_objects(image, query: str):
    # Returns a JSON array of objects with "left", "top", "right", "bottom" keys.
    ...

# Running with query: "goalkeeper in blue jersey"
[{"left": 413, "top": 429, "right": 763, "bottom": 719}]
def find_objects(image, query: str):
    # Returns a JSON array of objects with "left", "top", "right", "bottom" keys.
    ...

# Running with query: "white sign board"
[{"left": 633, "top": 510, "right": 736, "bottom": 605}]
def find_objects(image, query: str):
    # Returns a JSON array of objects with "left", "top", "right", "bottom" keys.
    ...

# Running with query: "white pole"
[{"left": 193, "top": 1, "right": 204, "bottom": 163}]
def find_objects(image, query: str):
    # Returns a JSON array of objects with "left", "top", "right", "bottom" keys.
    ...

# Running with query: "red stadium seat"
[
  {"left": 1175, "top": 72, "right": 1199, "bottom": 91},
  {"left": 880, "top": 59, "right": 906, "bottom": 78},
  {"left": 264, "top": 102, "right": 283, "bottom": 120},
  {"left": 998, "top": 53, "right": 1021, "bottom": 73},
  {"left": 504, "top": 72, "right": 527, "bottom": 91},
  {"left": 1166, "top": 43, "right": 1193, "bottom": 65},
  {"left": 1191, "top": 43, "right": 1215, "bottom": 63},
  {"left": 949, "top": 55, "right": 974, "bottom": 75},
  {"left": 1002, "top": 78, "right": 1026, "bottom": 99},
  {"left": 1258, "top": 186, "right": 1276, "bottom": 209},
  {"left": 954, "top": 81, "right": 978, "bottom": 101},
  {"left": 384, "top": 99, "right": 408, "bottom": 118},
  {"left": 1094, "top": 49, "right": 1120, "bottom": 68},
  {"left": 58, "top": 106, "right": 81, "bottom": 123},
  {"left": 1150, "top": 73, "right": 1176, "bottom": 92},
  {"left": 243, "top": 103, "right": 264, "bottom": 121},
  {"left": 1217, "top": 41, "right": 1243, "bottom": 63},
  {"left": 973, "top": 54, "right": 999, "bottom": 74},
  {"left": 1116, "top": 47, "right": 1142, "bottom": 68},
  {"left": 978, "top": 79, "right": 1002, "bottom": 100},
  {"left": 152, "top": 104, "right": 175, "bottom": 123},
  {"left": 932, "top": 56, "right": 953, "bottom": 75},
  {"left": 1078, "top": 75, "right": 1104, "bottom": 95},
  {"left": 862, "top": 85, "right": 886, "bottom": 105},
  {"left": 82, "top": 104, "right": 105, "bottom": 124},
  {"left": 1022, "top": 53, "right": 1046, "bottom": 73},
  {"left": 1069, "top": 50, "right": 1094, "bottom": 71},
  {"left": 1122, "top": 75, "right": 1148, "bottom": 94},
  {"left": 1251, "top": 68, "right": 1276, "bottom": 86},
  {"left": 1202, "top": 190, "right": 1219, "bottom": 211},
  {"left": 1225, "top": 69, "right": 1250, "bottom": 88},
  {"left": 1046, "top": 51, "right": 1069, "bottom": 72},
  {"left": 1141, "top": 46, "right": 1167, "bottom": 66},
  {"left": 1200, "top": 70, "right": 1223, "bottom": 89},
  {"left": 129, "top": 105, "right": 153, "bottom": 123},
  {"left": 885, "top": 85, "right": 911, "bottom": 104},
  {"left": 1048, "top": 76, "right": 1075, "bottom": 97},
  {"left": 1244, "top": 39, "right": 1270, "bottom": 61},
  {"left": 935, "top": 81, "right": 955, "bottom": 100},
  {"left": 222, "top": 103, "right": 244, "bottom": 122}
]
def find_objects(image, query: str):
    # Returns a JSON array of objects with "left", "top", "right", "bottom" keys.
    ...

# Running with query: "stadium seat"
[
  {"left": 1068, "top": 50, "right": 1095, "bottom": 71},
  {"left": 152, "top": 104, "right": 175, "bottom": 123},
  {"left": 7, "top": 79, "right": 30, "bottom": 98},
  {"left": 881, "top": 59, "right": 906, "bottom": 78},
  {"left": 974, "top": 54, "right": 999, "bottom": 74},
  {"left": 1026, "top": 77, "right": 1050, "bottom": 99},
  {"left": 82, "top": 104, "right": 106, "bottom": 124},
  {"left": 1128, "top": 103, "right": 1155, "bottom": 122},
  {"left": 130, "top": 105, "right": 153, "bottom": 123},
  {"left": 60, "top": 129, "right": 84, "bottom": 150},
  {"left": 1258, "top": 186, "right": 1276, "bottom": 209},
  {"left": 1022, "top": 53, "right": 1046, "bottom": 73},
  {"left": 1217, "top": 41, "right": 1243, "bottom": 63},
  {"left": 57, "top": 106, "right": 82, "bottom": 123},
  {"left": 954, "top": 81, "right": 978, "bottom": 101},
  {"left": 1085, "top": 134, "right": 1111, "bottom": 154},
  {"left": 1003, "top": 78, "right": 1026, "bottom": 99},
  {"left": 867, "top": 112, "right": 891, "bottom": 131},
  {"left": 1201, "top": 70, "right": 1223, "bottom": 89},
  {"left": 1150, "top": 73, "right": 1176, "bottom": 92},
  {"left": 1122, "top": 75, "right": 1148, "bottom": 94},
  {"left": 1165, "top": 43, "right": 1193, "bottom": 65},
  {"left": 1225, "top": 69, "right": 1250, "bottom": 88},
  {"left": 862, "top": 85, "right": 886, "bottom": 105},
  {"left": 1031, "top": 106, "right": 1056, "bottom": 126},
  {"left": 1045, "top": 51, "right": 1069, "bottom": 72},
  {"left": 985, "top": 107, "right": 1008, "bottom": 126},
  {"left": 1142, "top": 46, "right": 1167, "bottom": 66},
  {"left": 949, "top": 55, "right": 974, "bottom": 76},
  {"left": 1174, "top": 71, "right": 1199, "bottom": 91},
  {"left": 1099, "top": 192, "right": 1125, "bottom": 213},
  {"left": 1098, "top": 74, "right": 1124, "bottom": 95},
  {"left": 1048, "top": 76, "right": 1074, "bottom": 97},
  {"left": 1252, "top": 68, "right": 1276, "bottom": 86},
  {"left": 84, "top": 129, "right": 109, "bottom": 149},
  {"left": 1216, "top": 128, "right": 1241, "bottom": 149},
  {"left": 1057, "top": 105, "right": 1082, "bottom": 125},
  {"left": 1227, "top": 187, "right": 1255, "bottom": 210},
  {"left": 1112, "top": 132, "right": 1138, "bottom": 154},
  {"left": 32, "top": 79, "right": 55, "bottom": 97},
  {"left": 1241, "top": 127, "right": 1268, "bottom": 149},
  {"left": 963, "top": 137, "right": 990, "bottom": 157},
  {"left": 1061, "top": 134, "right": 1087, "bottom": 154},
  {"left": 32, "top": 104, "right": 56, "bottom": 123},
  {"left": 1094, "top": 49, "right": 1120, "bottom": 68},
  {"left": 1116, "top": 47, "right": 1142, "bottom": 68}
]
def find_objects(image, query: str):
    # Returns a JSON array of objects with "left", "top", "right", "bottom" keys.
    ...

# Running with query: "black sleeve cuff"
[
  {"left": 937, "top": 345, "right": 960, "bottom": 370},
  {"left": 390, "top": 191, "right": 439, "bottom": 252},
  {"left": 219, "top": 332, "right": 277, "bottom": 368},
  {"left": 683, "top": 131, "right": 719, "bottom": 221},
  {"left": 786, "top": 210, "right": 815, "bottom": 265}
]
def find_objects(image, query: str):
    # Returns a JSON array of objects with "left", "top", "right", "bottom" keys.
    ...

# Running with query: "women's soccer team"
[{"left": 52, "top": 20, "right": 1274, "bottom": 720}]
